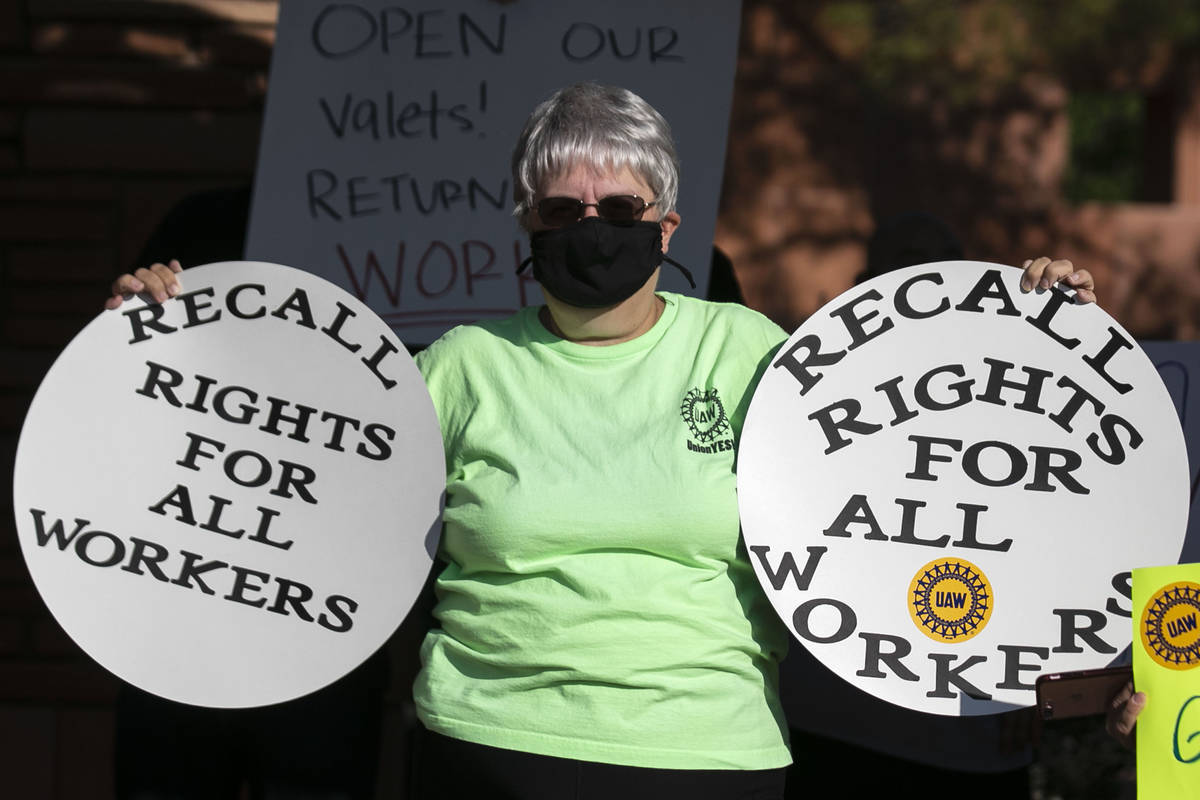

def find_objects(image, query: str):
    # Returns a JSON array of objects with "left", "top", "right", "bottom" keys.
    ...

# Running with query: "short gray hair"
[{"left": 511, "top": 83, "right": 680, "bottom": 228}]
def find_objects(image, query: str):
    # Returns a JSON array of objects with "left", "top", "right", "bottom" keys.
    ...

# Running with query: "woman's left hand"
[{"left": 1020, "top": 257, "right": 1096, "bottom": 305}]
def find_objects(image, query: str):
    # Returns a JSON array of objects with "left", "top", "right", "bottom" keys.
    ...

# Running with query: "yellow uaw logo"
[
  {"left": 1141, "top": 581, "right": 1200, "bottom": 670},
  {"left": 908, "top": 558, "right": 993, "bottom": 643}
]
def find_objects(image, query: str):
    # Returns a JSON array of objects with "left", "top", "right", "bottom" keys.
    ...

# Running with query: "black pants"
[
  {"left": 785, "top": 730, "right": 1030, "bottom": 799},
  {"left": 412, "top": 728, "right": 787, "bottom": 800},
  {"left": 114, "top": 651, "right": 387, "bottom": 800}
]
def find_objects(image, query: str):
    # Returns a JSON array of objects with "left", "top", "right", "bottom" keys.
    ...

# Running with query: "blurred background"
[{"left": 1, "top": 1, "right": 1197, "bottom": 798}]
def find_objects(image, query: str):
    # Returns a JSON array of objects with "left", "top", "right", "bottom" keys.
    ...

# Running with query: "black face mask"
[{"left": 517, "top": 218, "right": 696, "bottom": 308}]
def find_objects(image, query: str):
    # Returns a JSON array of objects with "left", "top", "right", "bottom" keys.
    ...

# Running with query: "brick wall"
[{"left": 0, "top": 2, "right": 274, "bottom": 797}]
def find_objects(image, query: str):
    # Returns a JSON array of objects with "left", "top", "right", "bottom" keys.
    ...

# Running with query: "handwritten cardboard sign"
[
  {"left": 246, "top": 0, "right": 743, "bottom": 344},
  {"left": 14, "top": 262, "right": 444, "bottom": 708},
  {"left": 739, "top": 262, "right": 1190, "bottom": 716},
  {"left": 1133, "top": 562, "right": 1200, "bottom": 799}
]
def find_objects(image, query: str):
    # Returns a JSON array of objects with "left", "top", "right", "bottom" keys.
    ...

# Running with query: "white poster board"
[
  {"left": 739, "top": 262, "right": 1190, "bottom": 716},
  {"left": 246, "top": 0, "right": 743, "bottom": 345},
  {"left": 14, "top": 262, "right": 444, "bottom": 708},
  {"left": 778, "top": 340, "right": 1200, "bottom": 770}
]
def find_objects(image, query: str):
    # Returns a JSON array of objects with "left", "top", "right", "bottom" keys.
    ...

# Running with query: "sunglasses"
[{"left": 535, "top": 194, "right": 657, "bottom": 227}]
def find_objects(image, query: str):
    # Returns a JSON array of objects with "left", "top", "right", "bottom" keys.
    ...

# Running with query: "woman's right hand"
[{"left": 105, "top": 259, "right": 183, "bottom": 309}]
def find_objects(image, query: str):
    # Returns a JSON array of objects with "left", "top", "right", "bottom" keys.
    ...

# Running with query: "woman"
[{"left": 110, "top": 82, "right": 1098, "bottom": 798}]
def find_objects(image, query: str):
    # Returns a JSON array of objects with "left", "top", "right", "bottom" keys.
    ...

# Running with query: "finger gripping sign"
[
  {"left": 738, "top": 261, "right": 1190, "bottom": 716},
  {"left": 14, "top": 262, "right": 444, "bottom": 708}
]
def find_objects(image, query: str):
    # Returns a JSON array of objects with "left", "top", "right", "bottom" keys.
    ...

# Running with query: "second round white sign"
[{"left": 738, "top": 262, "right": 1189, "bottom": 715}]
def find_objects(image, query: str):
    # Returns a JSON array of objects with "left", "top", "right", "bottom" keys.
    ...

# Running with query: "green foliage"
[
  {"left": 812, "top": 0, "right": 1200, "bottom": 100},
  {"left": 1022, "top": 0, "right": 1200, "bottom": 63},
  {"left": 1064, "top": 92, "right": 1145, "bottom": 203}
]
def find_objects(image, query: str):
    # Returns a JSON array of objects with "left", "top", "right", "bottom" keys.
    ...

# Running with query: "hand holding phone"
[{"left": 1035, "top": 666, "right": 1133, "bottom": 721}]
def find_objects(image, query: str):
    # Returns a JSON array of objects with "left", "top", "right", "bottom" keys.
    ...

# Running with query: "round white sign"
[
  {"left": 738, "top": 262, "right": 1190, "bottom": 715},
  {"left": 14, "top": 261, "right": 444, "bottom": 708}
]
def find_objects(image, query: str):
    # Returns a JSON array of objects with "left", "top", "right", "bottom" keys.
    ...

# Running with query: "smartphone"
[{"left": 1035, "top": 666, "right": 1132, "bottom": 721}]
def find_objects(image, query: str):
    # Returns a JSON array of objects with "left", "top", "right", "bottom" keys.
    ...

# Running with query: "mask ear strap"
[
  {"left": 662, "top": 255, "right": 697, "bottom": 289},
  {"left": 516, "top": 255, "right": 534, "bottom": 274}
]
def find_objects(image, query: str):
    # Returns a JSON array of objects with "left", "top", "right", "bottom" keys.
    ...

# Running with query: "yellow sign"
[
  {"left": 908, "top": 557, "right": 993, "bottom": 643},
  {"left": 1134, "top": 564, "right": 1200, "bottom": 799}
]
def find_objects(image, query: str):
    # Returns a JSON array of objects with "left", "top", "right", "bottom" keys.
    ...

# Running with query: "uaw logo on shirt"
[
  {"left": 1141, "top": 581, "right": 1200, "bottom": 670},
  {"left": 908, "top": 557, "right": 994, "bottom": 643},
  {"left": 680, "top": 387, "right": 733, "bottom": 455}
]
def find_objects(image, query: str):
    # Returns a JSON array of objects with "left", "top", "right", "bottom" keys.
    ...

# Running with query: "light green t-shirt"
[{"left": 414, "top": 292, "right": 792, "bottom": 770}]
